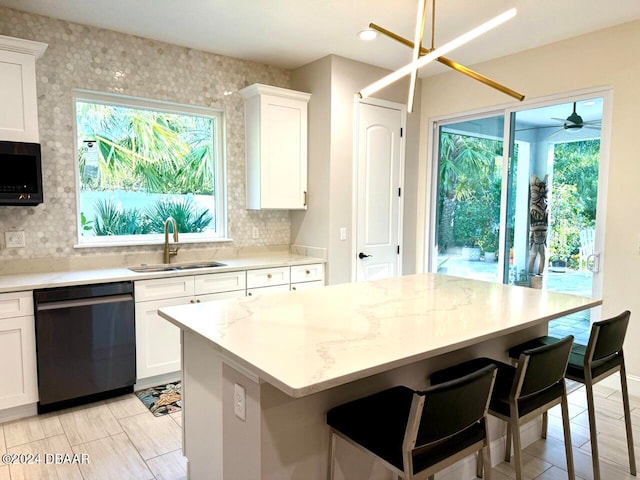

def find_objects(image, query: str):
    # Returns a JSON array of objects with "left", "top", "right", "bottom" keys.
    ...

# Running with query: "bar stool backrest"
[
  {"left": 588, "top": 310, "right": 631, "bottom": 363},
  {"left": 412, "top": 364, "right": 496, "bottom": 449},
  {"left": 517, "top": 335, "right": 573, "bottom": 398}
]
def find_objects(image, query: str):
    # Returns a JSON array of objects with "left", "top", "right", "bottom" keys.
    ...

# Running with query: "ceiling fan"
[
  {"left": 552, "top": 102, "right": 601, "bottom": 132},
  {"left": 516, "top": 102, "right": 601, "bottom": 137}
]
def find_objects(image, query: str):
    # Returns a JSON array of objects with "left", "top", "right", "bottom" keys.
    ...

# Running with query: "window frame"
[{"left": 72, "top": 89, "right": 228, "bottom": 248}]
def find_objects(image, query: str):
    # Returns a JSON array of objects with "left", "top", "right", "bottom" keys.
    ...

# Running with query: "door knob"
[{"left": 358, "top": 252, "right": 372, "bottom": 259}]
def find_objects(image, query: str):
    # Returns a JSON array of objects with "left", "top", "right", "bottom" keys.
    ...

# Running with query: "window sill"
[{"left": 74, "top": 237, "right": 234, "bottom": 249}]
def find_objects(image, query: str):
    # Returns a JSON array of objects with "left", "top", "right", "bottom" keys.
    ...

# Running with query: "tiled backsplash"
[{"left": 0, "top": 7, "right": 292, "bottom": 269}]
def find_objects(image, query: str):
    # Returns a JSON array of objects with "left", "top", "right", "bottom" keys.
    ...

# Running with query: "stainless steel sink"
[{"left": 129, "top": 261, "right": 226, "bottom": 273}]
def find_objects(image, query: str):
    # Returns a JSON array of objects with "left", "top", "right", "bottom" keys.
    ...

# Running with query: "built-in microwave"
[{"left": 0, "top": 141, "right": 43, "bottom": 206}]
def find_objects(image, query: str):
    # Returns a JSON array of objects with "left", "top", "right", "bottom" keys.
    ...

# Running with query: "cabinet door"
[
  {"left": 0, "top": 50, "right": 40, "bottom": 142},
  {"left": 196, "top": 290, "right": 247, "bottom": 303},
  {"left": 291, "top": 281, "right": 324, "bottom": 291},
  {"left": 135, "top": 297, "right": 187, "bottom": 380},
  {"left": 260, "top": 95, "right": 308, "bottom": 209},
  {"left": 246, "top": 284, "right": 291, "bottom": 297},
  {"left": 0, "top": 315, "right": 38, "bottom": 409}
]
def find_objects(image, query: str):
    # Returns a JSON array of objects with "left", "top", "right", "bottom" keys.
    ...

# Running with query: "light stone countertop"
[
  {"left": 0, "top": 253, "right": 323, "bottom": 293},
  {"left": 159, "top": 273, "right": 602, "bottom": 398}
]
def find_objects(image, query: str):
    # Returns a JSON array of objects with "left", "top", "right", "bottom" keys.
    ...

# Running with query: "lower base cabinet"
[{"left": 0, "top": 291, "right": 38, "bottom": 410}]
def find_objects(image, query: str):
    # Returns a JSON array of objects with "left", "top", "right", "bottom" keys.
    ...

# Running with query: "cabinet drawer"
[
  {"left": 134, "top": 276, "right": 194, "bottom": 302},
  {"left": 0, "top": 291, "right": 33, "bottom": 319},
  {"left": 197, "top": 290, "right": 247, "bottom": 303},
  {"left": 246, "top": 267, "right": 290, "bottom": 288},
  {"left": 290, "top": 264, "right": 324, "bottom": 284},
  {"left": 246, "top": 284, "right": 291, "bottom": 297},
  {"left": 194, "top": 271, "right": 246, "bottom": 296}
]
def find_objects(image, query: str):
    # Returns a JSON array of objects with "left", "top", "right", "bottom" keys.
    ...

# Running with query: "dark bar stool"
[
  {"left": 507, "top": 311, "right": 636, "bottom": 480},
  {"left": 430, "top": 336, "right": 575, "bottom": 480},
  {"left": 326, "top": 364, "right": 497, "bottom": 480}
]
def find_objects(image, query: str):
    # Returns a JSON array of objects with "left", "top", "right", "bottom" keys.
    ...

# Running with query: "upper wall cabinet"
[
  {"left": 240, "top": 84, "right": 311, "bottom": 210},
  {"left": 0, "top": 35, "right": 47, "bottom": 143}
]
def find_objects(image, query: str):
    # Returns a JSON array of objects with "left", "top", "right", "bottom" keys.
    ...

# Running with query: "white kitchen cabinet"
[
  {"left": 135, "top": 271, "right": 246, "bottom": 380},
  {"left": 240, "top": 83, "right": 311, "bottom": 210},
  {"left": 291, "top": 263, "right": 325, "bottom": 291},
  {"left": 0, "top": 35, "right": 47, "bottom": 142},
  {"left": 0, "top": 291, "right": 38, "bottom": 409}
]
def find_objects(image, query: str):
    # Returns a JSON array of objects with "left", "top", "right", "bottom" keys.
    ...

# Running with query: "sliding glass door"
[
  {"left": 430, "top": 93, "right": 606, "bottom": 324},
  {"left": 433, "top": 114, "right": 505, "bottom": 282}
]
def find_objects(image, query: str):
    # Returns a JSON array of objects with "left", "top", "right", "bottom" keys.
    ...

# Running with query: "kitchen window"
[{"left": 73, "top": 90, "right": 226, "bottom": 247}]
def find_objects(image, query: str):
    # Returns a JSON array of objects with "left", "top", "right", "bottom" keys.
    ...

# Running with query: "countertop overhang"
[{"left": 159, "top": 273, "right": 601, "bottom": 398}]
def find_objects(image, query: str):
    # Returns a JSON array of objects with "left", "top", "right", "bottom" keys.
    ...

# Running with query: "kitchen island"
[{"left": 159, "top": 273, "right": 601, "bottom": 480}]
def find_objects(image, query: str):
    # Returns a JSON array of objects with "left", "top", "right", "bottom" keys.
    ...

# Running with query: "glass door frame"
[{"left": 425, "top": 87, "right": 613, "bottom": 308}]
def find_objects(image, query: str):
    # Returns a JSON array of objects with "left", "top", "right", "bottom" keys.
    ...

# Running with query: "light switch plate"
[{"left": 5, "top": 231, "right": 25, "bottom": 248}]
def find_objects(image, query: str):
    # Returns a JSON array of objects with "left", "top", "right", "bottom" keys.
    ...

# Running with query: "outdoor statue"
[{"left": 528, "top": 174, "right": 549, "bottom": 275}]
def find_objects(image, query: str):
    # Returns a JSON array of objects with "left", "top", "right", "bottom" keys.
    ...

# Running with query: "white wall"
[{"left": 417, "top": 19, "right": 640, "bottom": 377}]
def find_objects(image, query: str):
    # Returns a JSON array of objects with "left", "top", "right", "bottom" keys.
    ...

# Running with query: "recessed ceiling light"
[{"left": 358, "top": 29, "right": 378, "bottom": 41}]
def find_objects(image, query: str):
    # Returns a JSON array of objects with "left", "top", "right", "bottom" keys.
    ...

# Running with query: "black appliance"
[
  {"left": 34, "top": 281, "right": 136, "bottom": 413},
  {"left": 0, "top": 141, "right": 43, "bottom": 205}
]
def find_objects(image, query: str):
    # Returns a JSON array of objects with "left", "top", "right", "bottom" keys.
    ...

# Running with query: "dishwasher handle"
[{"left": 36, "top": 294, "right": 133, "bottom": 311}]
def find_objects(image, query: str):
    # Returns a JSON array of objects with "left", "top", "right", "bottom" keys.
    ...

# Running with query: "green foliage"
[
  {"left": 146, "top": 198, "right": 214, "bottom": 233},
  {"left": 92, "top": 199, "right": 152, "bottom": 236},
  {"left": 548, "top": 139, "right": 600, "bottom": 267},
  {"left": 89, "top": 197, "right": 213, "bottom": 236},
  {"left": 437, "top": 132, "right": 503, "bottom": 250},
  {"left": 478, "top": 227, "right": 499, "bottom": 253},
  {"left": 77, "top": 102, "right": 215, "bottom": 195}
]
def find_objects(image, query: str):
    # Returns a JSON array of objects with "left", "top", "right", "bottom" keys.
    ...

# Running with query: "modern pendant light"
[{"left": 359, "top": 0, "right": 525, "bottom": 111}]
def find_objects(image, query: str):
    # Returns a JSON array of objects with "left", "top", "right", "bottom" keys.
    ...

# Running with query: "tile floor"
[
  {"left": 0, "top": 380, "right": 638, "bottom": 479},
  {"left": 0, "top": 393, "right": 185, "bottom": 480}
]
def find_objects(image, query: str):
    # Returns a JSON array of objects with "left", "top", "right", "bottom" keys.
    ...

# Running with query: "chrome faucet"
[{"left": 163, "top": 217, "right": 179, "bottom": 264}]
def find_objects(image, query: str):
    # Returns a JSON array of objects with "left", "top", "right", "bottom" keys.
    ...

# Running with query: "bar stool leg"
[
  {"left": 327, "top": 429, "right": 336, "bottom": 480},
  {"left": 511, "top": 420, "right": 524, "bottom": 480},
  {"left": 482, "top": 443, "right": 493, "bottom": 480},
  {"left": 505, "top": 423, "right": 512, "bottom": 462},
  {"left": 620, "top": 360, "right": 637, "bottom": 476},
  {"left": 560, "top": 388, "right": 576, "bottom": 479},
  {"left": 584, "top": 381, "right": 601, "bottom": 480},
  {"left": 541, "top": 411, "right": 548, "bottom": 439}
]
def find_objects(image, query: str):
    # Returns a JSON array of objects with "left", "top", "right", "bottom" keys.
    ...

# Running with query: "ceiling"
[{"left": 2, "top": 0, "right": 640, "bottom": 76}]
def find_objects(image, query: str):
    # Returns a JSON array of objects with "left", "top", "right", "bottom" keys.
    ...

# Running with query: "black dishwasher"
[{"left": 34, "top": 281, "right": 136, "bottom": 413}]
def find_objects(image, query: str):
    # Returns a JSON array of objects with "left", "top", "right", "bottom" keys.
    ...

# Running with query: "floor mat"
[{"left": 135, "top": 382, "right": 182, "bottom": 416}]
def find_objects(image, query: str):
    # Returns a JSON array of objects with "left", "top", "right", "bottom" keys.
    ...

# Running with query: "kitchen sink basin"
[{"left": 129, "top": 261, "right": 226, "bottom": 273}]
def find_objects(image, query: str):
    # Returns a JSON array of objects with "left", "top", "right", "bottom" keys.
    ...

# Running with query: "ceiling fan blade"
[
  {"left": 547, "top": 128, "right": 565, "bottom": 139},
  {"left": 582, "top": 125, "right": 601, "bottom": 130}
]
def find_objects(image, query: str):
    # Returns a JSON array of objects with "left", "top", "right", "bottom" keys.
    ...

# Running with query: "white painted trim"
[
  {"left": 0, "top": 402, "right": 37, "bottom": 423},
  {"left": 134, "top": 372, "right": 181, "bottom": 391},
  {"left": 0, "top": 34, "right": 47, "bottom": 58}
]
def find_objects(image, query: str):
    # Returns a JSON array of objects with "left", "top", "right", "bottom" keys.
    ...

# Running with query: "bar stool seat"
[
  {"left": 430, "top": 336, "right": 575, "bottom": 480},
  {"left": 326, "top": 365, "right": 497, "bottom": 479},
  {"left": 507, "top": 311, "right": 636, "bottom": 480}
]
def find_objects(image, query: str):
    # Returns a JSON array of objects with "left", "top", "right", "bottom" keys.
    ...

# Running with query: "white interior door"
[{"left": 355, "top": 101, "right": 404, "bottom": 282}]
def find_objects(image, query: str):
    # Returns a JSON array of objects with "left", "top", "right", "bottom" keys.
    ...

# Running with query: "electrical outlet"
[
  {"left": 5, "top": 231, "right": 25, "bottom": 248},
  {"left": 252, "top": 227, "right": 260, "bottom": 239},
  {"left": 234, "top": 383, "right": 246, "bottom": 421}
]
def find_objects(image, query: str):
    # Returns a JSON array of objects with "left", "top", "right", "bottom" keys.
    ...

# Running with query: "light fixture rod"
[
  {"left": 368, "top": 22, "right": 524, "bottom": 101},
  {"left": 360, "top": 8, "right": 517, "bottom": 99},
  {"left": 408, "top": 0, "right": 428, "bottom": 112}
]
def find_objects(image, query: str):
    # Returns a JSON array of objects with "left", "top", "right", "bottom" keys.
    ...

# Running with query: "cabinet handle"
[
  {"left": 303, "top": 191, "right": 307, "bottom": 207},
  {"left": 196, "top": 299, "right": 201, "bottom": 303},
  {"left": 267, "top": 274, "right": 272, "bottom": 279},
  {"left": 248, "top": 292, "right": 253, "bottom": 296},
  {"left": 292, "top": 286, "right": 297, "bottom": 291},
  {"left": 305, "top": 270, "right": 310, "bottom": 275},
  {"left": 190, "top": 299, "right": 195, "bottom": 304}
]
